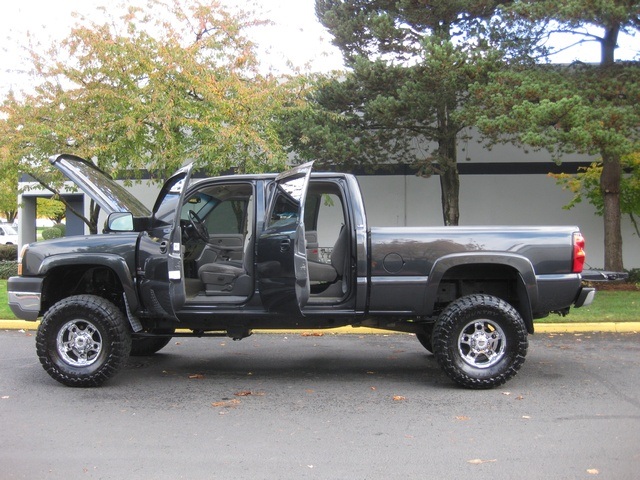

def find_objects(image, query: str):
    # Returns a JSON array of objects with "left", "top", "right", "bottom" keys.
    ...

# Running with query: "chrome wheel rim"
[
  {"left": 56, "top": 319, "right": 103, "bottom": 367},
  {"left": 458, "top": 319, "right": 506, "bottom": 369}
]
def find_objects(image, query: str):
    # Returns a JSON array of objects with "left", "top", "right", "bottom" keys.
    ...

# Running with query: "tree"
[
  {"left": 470, "top": 0, "right": 640, "bottom": 270},
  {"left": 0, "top": 0, "right": 292, "bottom": 233},
  {"left": 0, "top": 154, "right": 18, "bottom": 223},
  {"left": 37, "top": 197, "right": 66, "bottom": 224},
  {"left": 282, "top": 0, "right": 539, "bottom": 226},
  {"left": 552, "top": 152, "right": 640, "bottom": 239}
]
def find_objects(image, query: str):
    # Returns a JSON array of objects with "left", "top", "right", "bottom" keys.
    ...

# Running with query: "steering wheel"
[{"left": 188, "top": 210, "right": 209, "bottom": 242}]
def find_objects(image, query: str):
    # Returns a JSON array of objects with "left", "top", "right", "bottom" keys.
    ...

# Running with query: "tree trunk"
[
  {"left": 600, "top": 155, "right": 624, "bottom": 271},
  {"left": 600, "top": 24, "right": 619, "bottom": 66},
  {"left": 438, "top": 136, "right": 460, "bottom": 226},
  {"left": 598, "top": 24, "right": 623, "bottom": 270},
  {"left": 89, "top": 200, "right": 101, "bottom": 235}
]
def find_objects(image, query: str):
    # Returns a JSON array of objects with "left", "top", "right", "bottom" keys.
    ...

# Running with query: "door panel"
[
  {"left": 257, "top": 162, "right": 313, "bottom": 313},
  {"left": 138, "top": 164, "right": 193, "bottom": 318}
]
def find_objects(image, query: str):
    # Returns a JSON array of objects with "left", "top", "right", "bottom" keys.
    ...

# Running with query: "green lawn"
[
  {"left": 0, "top": 280, "right": 637, "bottom": 322},
  {"left": 537, "top": 290, "right": 639, "bottom": 323}
]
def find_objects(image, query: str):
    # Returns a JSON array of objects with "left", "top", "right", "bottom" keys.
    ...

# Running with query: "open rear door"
[{"left": 257, "top": 162, "right": 313, "bottom": 313}]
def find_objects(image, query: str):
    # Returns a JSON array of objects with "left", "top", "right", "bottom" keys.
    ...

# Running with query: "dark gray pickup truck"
[{"left": 8, "top": 154, "right": 595, "bottom": 389}]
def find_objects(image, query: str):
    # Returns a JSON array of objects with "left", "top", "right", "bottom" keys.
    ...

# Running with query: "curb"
[{"left": 2, "top": 320, "right": 638, "bottom": 334}]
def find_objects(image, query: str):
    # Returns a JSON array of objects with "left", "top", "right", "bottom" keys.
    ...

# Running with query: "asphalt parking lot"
[{"left": 1, "top": 329, "right": 639, "bottom": 479}]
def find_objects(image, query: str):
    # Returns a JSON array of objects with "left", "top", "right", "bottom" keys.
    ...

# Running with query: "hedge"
[{"left": 0, "top": 261, "right": 17, "bottom": 279}]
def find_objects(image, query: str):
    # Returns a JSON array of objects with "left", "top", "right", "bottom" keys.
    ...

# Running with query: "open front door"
[
  {"left": 257, "top": 162, "right": 313, "bottom": 313},
  {"left": 137, "top": 163, "right": 193, "bottom": 319}
]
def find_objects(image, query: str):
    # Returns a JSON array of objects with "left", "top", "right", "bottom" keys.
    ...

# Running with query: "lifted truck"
[{"left": 8, "top": 154, "right": 595, "bottom": 389}]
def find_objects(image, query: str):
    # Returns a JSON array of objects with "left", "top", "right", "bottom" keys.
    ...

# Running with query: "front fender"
[{"left": 38, "top": 253, "right": 139, "bottom": 313}]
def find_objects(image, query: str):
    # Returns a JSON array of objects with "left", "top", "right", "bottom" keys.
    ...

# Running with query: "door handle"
[
  {"left": 160, "top": 241, "right": 168, "bottom": 254},
  {"left": 280, "top": 239, "right": 291, "bottom": 253}
]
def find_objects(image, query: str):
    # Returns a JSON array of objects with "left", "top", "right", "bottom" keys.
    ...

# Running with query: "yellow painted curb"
[
  {"left": 1, "top": 320, "right": 638, "bottom": 334},
  {"left": 534, "top": 322, "right": 640, "bottom": 333}
]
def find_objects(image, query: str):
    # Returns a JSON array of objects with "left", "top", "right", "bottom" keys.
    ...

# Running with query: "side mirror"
[{"left": 106, "top": 212, "right": 134, "bottom": 232}]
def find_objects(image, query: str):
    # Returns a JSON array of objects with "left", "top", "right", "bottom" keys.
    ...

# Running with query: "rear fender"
[{"left": 424, "top": 252, "right": 537, "bottom": 332}]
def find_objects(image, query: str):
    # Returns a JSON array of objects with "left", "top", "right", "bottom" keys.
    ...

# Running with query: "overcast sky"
[
  {"left": 0, "top": 0, "right": 345, "bottom": 95},
  {"left": 0, "top": 0, "right": 637, "bottom": 96}
]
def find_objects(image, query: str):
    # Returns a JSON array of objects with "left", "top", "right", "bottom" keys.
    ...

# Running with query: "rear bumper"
[
  {"left": 7, "top": 276, "right": 43, "bottom": 321},
  {"left": 574, "top": 287, "right": 596, "bottom": 308}
]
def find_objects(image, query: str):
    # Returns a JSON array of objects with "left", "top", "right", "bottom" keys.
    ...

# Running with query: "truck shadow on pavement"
[{"left": 120, "top": 334, "right": 454, "bottom": 389}]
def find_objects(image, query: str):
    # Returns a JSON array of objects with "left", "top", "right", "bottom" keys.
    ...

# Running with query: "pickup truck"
[{"left": 8, "top": 154, "right": 595, "bottom": 389}]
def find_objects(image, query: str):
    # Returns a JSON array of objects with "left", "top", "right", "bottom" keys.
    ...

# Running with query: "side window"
[
  {"left": 268, "top": 191, "right": 299, "bottom": 229},
  {"left": 205, "top": 200, "right": 247, "bottom": 235}
]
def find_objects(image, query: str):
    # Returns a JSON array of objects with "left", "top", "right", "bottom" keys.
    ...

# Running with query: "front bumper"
[{"left": 7, "top": 276, "right": 43, "bottom": 321}]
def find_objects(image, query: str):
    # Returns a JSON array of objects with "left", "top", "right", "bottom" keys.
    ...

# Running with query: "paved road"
[{"left": 1, "top": 329, "right": 639, "bottom": 479}]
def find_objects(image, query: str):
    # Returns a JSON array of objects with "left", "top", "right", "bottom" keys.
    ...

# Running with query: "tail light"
[{"left": 572, "top": 232, "right": 586, "bottom": 273}]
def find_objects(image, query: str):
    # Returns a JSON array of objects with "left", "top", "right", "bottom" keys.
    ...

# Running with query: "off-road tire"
[
  {"left": 130, "top": 328, "right": 175, "bottom": 356},
  {"left": 432, "top": 294, "right": 528, "bottom": 389},
  {"left": 36, "top": 295, "right": 132, "bottom": 387}
]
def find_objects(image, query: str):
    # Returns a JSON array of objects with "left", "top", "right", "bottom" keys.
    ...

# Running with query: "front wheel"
[
  {"left": 432, "top": 294, "right": 528, "bottom": 389},
  {"left": 36, "top": 295, "right": 132, "bottom": 387}
]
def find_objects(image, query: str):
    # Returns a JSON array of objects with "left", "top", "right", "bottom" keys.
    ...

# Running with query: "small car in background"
[{"left": 0, "top": 223, "right": 18, "bottom": 244}]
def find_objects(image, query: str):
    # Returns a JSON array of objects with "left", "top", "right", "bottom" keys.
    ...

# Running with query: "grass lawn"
[
  {"left": 0, "top": 280, "right": 637, "bottom": 323},
  {"left": 537, "top": 290, "right": 639, "bottom": 323}
]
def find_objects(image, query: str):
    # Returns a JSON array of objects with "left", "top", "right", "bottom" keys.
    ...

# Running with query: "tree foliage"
[
  {"left": 36, "top": 197, "right": 66, "bottom": 224},
  {"left": 470, "top": 0, "right": 640, "bottom": 270},
  {"left": 0, "top": 0, "right": 293, "bottom": 233},
  {"left": 281, "top": 0, "right": 541, "bottom": 226},
  {"left": 553, "top": 152, "right": 640, "bottom": 237}
]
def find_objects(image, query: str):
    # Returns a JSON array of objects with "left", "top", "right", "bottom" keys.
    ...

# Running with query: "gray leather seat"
[
  {"left": 308, "top": 225, "right": 349, "bottom": 284},
  {"left": 198, "top": 238, "right": 252, "bottom": 296}
]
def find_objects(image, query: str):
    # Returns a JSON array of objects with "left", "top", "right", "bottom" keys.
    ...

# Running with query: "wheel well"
[
  {"left": 41, "top": 265, "right": 125, "bottom": 314},
  {"left": 434, "top": 263, "right": 533, "bottom": 333}
]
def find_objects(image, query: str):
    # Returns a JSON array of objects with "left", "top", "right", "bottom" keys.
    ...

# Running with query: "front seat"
[{"left": 198, "top": 238, "right": 253, "bottom": 296}]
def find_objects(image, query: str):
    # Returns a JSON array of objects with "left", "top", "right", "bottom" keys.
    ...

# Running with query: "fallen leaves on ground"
[
  {"left": 233, "top": 390, "right": 265, "bottom": 397},
  {"left": 301, "top": 332, "right": 324, "bottom": 337},
  {"left": 392, "top": 395, "right": 406, "bottom": 401},
  {"left": 211, "top": 399, "right": 241, "bottom": 408},
  {"left": 456, "top": 416, "right": 470, "bottom": 421},
  {"left": 587, "top": 469, "right": 599, "bottom": 475},
  {"left": 188, "top": 373, "right": 205, "bottom": 379},
  {"left": 467, "top": 459, "right": 497, "bottom": 465}
]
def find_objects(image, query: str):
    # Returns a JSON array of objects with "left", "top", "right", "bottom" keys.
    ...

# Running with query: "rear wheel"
[
  {"left": 36, "top": 295, "right": 131, "bottom": 387},
  {"left": 432, "top": 294, "right": 528, "bottom": 389}
]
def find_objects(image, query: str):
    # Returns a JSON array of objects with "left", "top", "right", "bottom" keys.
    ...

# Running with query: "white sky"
[
  {"left": 0, "top": 0, "right": 637, "bottom": 97},
  {"left": 0, "top": 0, "right": 345, "bottom": 96}
]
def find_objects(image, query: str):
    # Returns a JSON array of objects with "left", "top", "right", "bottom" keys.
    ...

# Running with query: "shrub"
[
  {"left": 0, "top": 261, "right": 17, "bottom": 279},
  {"left": 54, "top": 223, "right": 66, "bottom": 236},
  {"left": 0, "top": 244, "right": 17, "bottom": 261},
  {"left": 627, "top": 268, "right": 640, "bottom": 284},
  {"left": 42, "top": 227, "right": 62, "bottom": 240}
]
